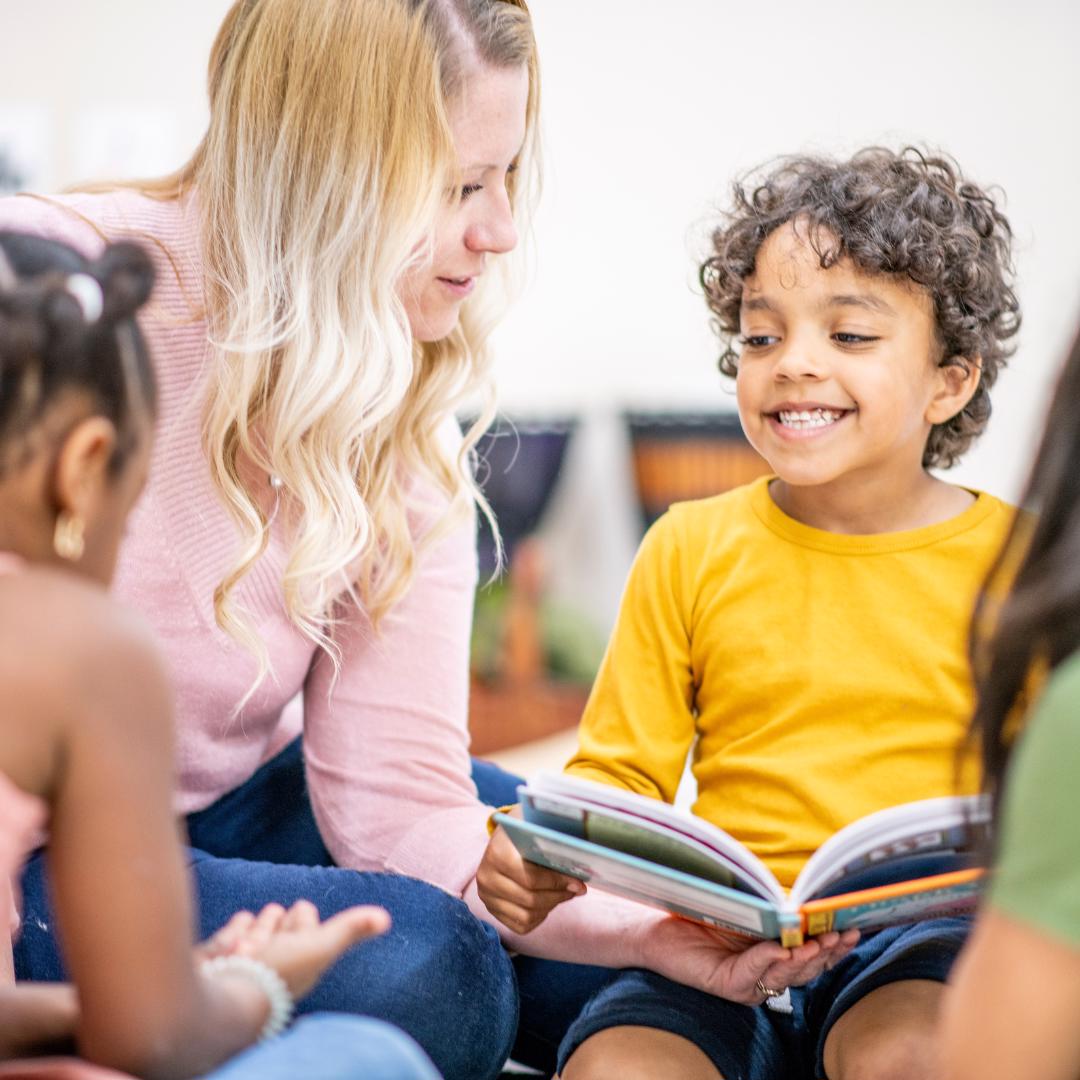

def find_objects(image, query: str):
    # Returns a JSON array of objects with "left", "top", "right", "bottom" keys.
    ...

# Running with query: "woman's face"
[{"left": 401, "top": 63, "right": 529, "bottom": 343}]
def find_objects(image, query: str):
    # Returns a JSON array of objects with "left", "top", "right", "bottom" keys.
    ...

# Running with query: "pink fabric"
[
  {"left": 0, "top": 555, "right": 46, "bottom": 969},
  {"left": 0, "top": 772, "right": 45, "bottom": 950},
  {"left": 0, "top": 192, "right": 649, "bottom": 968}
]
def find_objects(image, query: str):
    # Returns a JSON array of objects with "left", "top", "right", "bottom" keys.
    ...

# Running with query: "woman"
[{"left": 1, "top": 2, "right": 759, "bottom": 1075}]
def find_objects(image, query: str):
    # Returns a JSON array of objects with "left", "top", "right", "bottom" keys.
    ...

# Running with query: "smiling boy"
[{"left": 478, "top": 148, "right": 1021, "bottom": 1080}]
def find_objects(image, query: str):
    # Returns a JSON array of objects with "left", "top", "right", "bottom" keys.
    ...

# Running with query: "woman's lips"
[{"left": 437, "top": 276, "right": 476, "bottom": 298}]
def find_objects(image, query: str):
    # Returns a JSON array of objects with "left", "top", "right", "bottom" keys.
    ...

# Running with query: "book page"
[
  {"left": 791, "top": 795, "right": 991, "bottom": 905},
  {"left": 499, "top": 815, "right": 784, "bottom": 939},
  {"left": 524, "top": 772, "right": 783, "bottom": 901}
]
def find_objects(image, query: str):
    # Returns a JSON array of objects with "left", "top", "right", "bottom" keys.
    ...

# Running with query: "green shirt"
[{"left": 990, "top": 651, "right": 1080, "bottom": 947}]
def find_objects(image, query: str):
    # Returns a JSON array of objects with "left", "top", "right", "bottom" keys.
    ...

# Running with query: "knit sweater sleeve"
[
  {"left": 298, "top": 432, "right": 655, "bottom": 968},
  {"left": 301, "top": 462, "right": 491, "bottom": 895}
]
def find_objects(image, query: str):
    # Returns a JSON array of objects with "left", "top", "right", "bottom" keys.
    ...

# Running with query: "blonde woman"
[{"left": 1, "top": 2, "right": 767, "bottom": 1076}]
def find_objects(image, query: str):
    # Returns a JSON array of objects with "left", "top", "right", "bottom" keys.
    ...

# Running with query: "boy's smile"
[{"left": 734, "top": 220, "right": 978, "bottom": 533}]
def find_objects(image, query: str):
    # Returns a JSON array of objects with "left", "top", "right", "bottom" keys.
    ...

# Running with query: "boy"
[{"left": 478, "top": 148, "right": 1021, "bottom": 1079}]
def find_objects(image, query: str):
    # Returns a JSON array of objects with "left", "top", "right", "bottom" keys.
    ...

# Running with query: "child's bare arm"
[
  {"left": 43, "top": 597, "right": 268, "bottom": 1076},
  {"left": 942, "top": 909, "right": 1080, "bottom": 1080},
  {"left": 0, "top": 983, "right": 78, "bottom": 1058}
]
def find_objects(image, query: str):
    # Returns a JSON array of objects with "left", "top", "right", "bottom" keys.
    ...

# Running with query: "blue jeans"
[
  {"left": 15, "top": 743, "right": 516, "bottom": 1080},
  {"left": 558, "top": 917, "right": 973, "bottom": 1079},
  {"left": 15, "top": 742, "right": 608, "bottom": 1078},
  {"left": 203, "top": 1013, "right": 440, "bottom": 1079}
]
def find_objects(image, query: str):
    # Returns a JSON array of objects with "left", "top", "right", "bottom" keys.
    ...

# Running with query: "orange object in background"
[{"left": 626, "top": 412, "right": 770, "bottom": 530}]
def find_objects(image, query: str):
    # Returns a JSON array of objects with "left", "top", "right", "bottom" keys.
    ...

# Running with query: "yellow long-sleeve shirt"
[{"left": 566, "top": 477, "right": 1013, "bottom": 889}]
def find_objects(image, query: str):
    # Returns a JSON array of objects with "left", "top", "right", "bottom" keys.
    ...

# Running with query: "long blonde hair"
[{"left": 135, "top": 0, "right": 539, "bottom": 685}]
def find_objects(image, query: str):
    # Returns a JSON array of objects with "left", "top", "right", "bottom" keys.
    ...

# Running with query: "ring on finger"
[{"left": 755, "top": 978, "right": 784, "bottom": 998}]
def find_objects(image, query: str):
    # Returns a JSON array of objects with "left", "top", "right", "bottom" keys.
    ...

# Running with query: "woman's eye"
[
  {"left": 460, "top": 183, "right": 483, "bottom": 201},
  {"left": 833, "top": 332, "right": 879, "bottom": 345}
]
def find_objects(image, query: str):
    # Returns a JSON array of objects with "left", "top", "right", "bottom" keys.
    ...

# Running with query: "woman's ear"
[
  {"left": 51, "top": 416, "right": 118, "bottom": 520},
  {"left": 926, "top": 355, "right": 982, "bottom": 425}
]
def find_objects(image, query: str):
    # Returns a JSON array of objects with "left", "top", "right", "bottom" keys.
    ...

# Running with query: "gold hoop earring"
[{"left": 53, "top": 512, "right": 86, "bottom": 562}]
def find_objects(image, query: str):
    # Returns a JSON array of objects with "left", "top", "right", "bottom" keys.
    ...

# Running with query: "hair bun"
[{"left": 94, "top": 241, "right": 155, "bottom": 323}]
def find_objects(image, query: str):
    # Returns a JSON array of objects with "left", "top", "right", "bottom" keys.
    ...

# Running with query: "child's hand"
[
  {"left": 197, "top": 900, "right": 391, "bottom": 1002},
  {"left": 476, "top": 812, "right": 586, "bottom": 934},
  {"left": 639, "top": 916, "right": 859, "bottom": 1005}
]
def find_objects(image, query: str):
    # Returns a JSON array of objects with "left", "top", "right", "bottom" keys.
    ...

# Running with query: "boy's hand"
[
  {"left": 640, "top": 916, "right": 859, "bottom": 1004},
  {"left": 476, "top": 811, "right": 586, "bottom": 934}
]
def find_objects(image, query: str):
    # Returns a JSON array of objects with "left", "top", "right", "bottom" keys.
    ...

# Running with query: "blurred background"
[{"left": 4, "top": 0, "right": 1079, "bottom": 757}]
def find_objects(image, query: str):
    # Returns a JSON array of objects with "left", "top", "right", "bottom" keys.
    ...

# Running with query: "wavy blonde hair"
[{"left": 128, "top": 0, "right": 539, "bottom": 687}]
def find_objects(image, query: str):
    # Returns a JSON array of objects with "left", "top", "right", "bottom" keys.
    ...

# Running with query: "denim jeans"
[
  {"left": 203, "top": 1013, "right": 440, "bottom": 1080},
  {"left": 15, "top": 741, "right": 609, "bottom": 1078}
]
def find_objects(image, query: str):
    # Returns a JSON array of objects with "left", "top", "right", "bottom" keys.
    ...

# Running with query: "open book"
[{"left": 494, "top": 772, "right": 990, "bottom": 947}]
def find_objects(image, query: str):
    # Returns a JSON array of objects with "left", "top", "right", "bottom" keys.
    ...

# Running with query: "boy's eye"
[
  {"left": 739, "top": 335, "right": 779, "bottom": 349},
  {"left": 833, "top": 332, "right": 879, "bottom": 345}
]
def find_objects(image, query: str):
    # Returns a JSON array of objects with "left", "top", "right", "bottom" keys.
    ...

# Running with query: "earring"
[{"left": 53, "top": 512, "right": 86, "bottom": 561}]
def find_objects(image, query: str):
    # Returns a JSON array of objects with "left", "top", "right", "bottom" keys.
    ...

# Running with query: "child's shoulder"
[
  {"left": 0, "top": 568, "right": 167, "bottom": 701},
  {"left": 657, "top": 476, "right": 770, "bottom": 539},
  {"left": 663, "top": 476, "right": 766, "bottom": 524},
  {"left": 640, "top": 478, "right": 768, "bottom": 567}
]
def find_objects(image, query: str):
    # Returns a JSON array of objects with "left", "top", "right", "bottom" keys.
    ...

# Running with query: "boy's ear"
[
  {"left": 52, "top": 417, "right": 118, "bottom": 518},
  {"left": 926, "top": 355, "right": 982, "bottom": 425}
]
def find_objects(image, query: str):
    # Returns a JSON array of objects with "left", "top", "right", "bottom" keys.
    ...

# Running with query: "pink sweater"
[{"left": 0, "top": 190, "right": 650, "bottom": 967}]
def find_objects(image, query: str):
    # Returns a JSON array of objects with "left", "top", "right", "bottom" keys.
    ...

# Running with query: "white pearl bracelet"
[{"left": 200, "top": 955, "right": 295, "bottom": 1041}]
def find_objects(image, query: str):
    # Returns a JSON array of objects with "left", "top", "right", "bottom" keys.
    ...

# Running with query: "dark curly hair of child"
[
  {"left": 0, "top": 231, "right": 157, "bottom": 478},
  {"left": 699, "top": 147, "right": 1021, "bottom": 469}
]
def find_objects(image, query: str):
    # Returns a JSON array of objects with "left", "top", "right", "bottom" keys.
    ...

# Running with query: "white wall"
[
  {"left": 495, "top": 0, "right": 1080, "bottom": 630},
  {"left": 4, "top": 0, "right": 1080, "bottom": 632}
]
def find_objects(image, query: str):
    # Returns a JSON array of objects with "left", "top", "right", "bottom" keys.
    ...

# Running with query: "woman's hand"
[
  {"left": 476, "top": 815, "right": 586, "bottom": 934},
  {"left": 638, "top": 915, "right": 859, "bottom": 1004},
  {"left": 197, "top": 900, "right": 391, "bottom": 1002}
]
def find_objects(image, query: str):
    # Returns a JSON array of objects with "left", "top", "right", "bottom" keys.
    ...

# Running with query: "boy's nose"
[{"left": 773, "top": 344, "right": 826, "bottom": 381}]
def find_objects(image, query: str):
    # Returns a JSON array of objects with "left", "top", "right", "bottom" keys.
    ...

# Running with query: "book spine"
[{"left": 778, "top": 914, "right": 804, "bottom": 948}]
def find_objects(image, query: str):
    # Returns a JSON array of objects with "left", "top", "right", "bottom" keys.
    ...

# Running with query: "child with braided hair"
[{"left": 0, "top": 229, "right": 438, "bottom": 1080}]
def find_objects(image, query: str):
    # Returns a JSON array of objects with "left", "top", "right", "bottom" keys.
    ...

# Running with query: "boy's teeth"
[{"left": 777, "top": 408, "right": 844, "bottom": 429}]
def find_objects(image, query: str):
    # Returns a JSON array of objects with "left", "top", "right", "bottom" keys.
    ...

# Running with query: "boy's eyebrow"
[
  {"left": 825, "top": 293, "right": 897, "bottom": 316},
  {"left": 740, "top": 293, "right": 898, "bottom": 315},
  {"left": 741, "top": 295, "right": 776, "bottom": 312}
]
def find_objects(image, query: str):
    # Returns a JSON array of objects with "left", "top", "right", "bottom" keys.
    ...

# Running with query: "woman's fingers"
[{"left": 755, "top": 928, "right": 860, "bottom": 993}]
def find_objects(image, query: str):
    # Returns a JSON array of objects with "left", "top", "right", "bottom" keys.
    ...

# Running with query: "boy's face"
[{"left": 735, "top": 221, "right": 951, "bottom": 499}]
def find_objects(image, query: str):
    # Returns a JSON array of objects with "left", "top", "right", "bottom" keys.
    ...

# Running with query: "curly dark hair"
[
  {"left": 699, "top": 147, "right": 1021, "bottom": 469},
  {"left": 0, "top": 231, "right": 157, "bottom": 477}
]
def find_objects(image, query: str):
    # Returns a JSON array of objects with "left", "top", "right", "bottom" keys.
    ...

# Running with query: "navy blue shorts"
[{"left": 557, "top": 916, "right": 971, "bottom": 1080}]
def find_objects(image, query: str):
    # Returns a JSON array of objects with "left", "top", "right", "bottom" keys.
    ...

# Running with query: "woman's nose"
[{"left": 466, "top": 192, "right": 518, "bottom": 256}]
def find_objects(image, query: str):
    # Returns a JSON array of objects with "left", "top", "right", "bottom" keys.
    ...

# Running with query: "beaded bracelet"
[{"left": 200, "top": 955, "right": 295, "bottom": 1041}]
